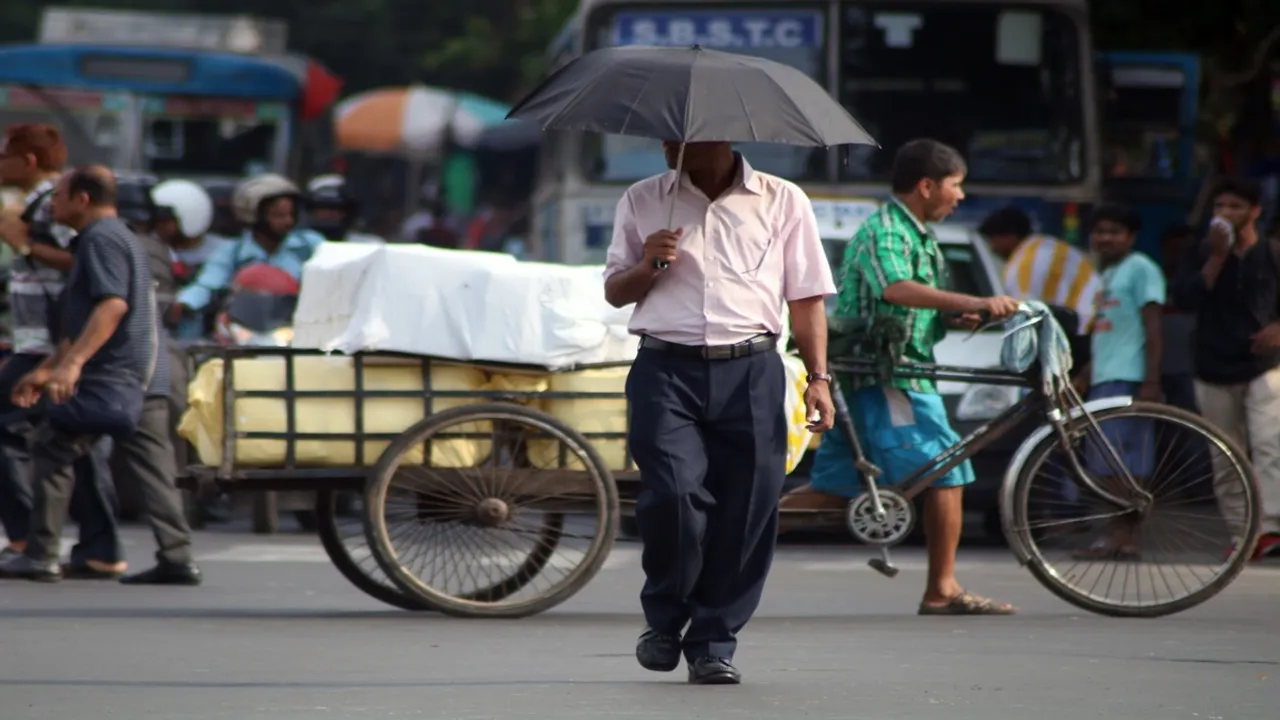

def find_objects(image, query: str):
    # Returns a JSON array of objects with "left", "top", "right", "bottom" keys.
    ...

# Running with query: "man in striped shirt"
[
  {"left": 0, "top": 125, "right": 119, "bottom": 573},
  {"left": 979, "top": 205, "right": 1101, "bottom": 335}
]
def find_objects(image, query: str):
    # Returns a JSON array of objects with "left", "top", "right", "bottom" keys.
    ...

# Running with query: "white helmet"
[
  {"left": 232, "top": 173, "right": 300, "bottom": 225},
  {"left": 150, "top": 179, "right": 214, "bottom": 239}
]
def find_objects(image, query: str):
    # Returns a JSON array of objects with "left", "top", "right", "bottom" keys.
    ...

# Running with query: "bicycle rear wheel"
[{"left": 1006, "top": 402, "right": 1260, "bottom": 617}]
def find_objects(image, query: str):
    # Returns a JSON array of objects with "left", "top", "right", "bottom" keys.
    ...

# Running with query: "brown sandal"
[{"left": 918, "top": 591, "right": 1017, "bottom": 616}]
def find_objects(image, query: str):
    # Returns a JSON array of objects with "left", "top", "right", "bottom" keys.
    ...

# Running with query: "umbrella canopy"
[
  {"left": 334, "top": 85, "right": 511, "bottom": 156},
  {"left": 507, "top": 45, "right": 876, "bottom": 148}
]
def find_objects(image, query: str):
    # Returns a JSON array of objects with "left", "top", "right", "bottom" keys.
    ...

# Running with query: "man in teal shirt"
[
  {"left": 1074, "top": 203, "right": 1164, "bottom": 559},
  {"left": 782, "top": 139, "right": 1020, "bottom": 615}
]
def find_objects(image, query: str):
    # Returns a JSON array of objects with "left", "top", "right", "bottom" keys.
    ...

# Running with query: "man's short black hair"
[
  {"left": 65, "top": 165, "right": 117, "bottom": 207},
  {"left": 889, "top": 139, "right": 967, "bottom": 194},
  {"left": 1211, "top": 176, "right": 1262, "bottom": 207},
  {"left": 1090, "top": 203, "right": 1141, "bottom": 234},
  {"left": 978, "top": 205, "right": 1032, "bottom": 238}
]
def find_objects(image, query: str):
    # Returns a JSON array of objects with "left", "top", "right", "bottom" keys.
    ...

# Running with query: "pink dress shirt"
[{"left": 604, "top": 157, "right": 837, "bottom": 346}]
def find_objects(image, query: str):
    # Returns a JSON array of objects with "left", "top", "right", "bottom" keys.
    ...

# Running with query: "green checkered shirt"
[{"left": 833, "top": 199, "right": 948, "bottom": 393}]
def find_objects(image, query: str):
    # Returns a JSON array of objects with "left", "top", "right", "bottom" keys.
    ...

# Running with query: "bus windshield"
[
  {"left": 837, "top": 3, "right": 1086, "bottom": 184},
  {"left": 582, "top": 5, "right": 829, "bottom": 182},
  {"left": 142, "top": 97, "right": 285, "bottom": 176},
  {"left": 0, "top": 85, "right": 130, "bottom": 167}
]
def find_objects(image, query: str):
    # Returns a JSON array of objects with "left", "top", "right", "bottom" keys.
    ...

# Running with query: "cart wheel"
[
  {"left": 314, "top": 490, "right": 433, "bottom": 612},
  {"left": 364, "top": 402, "right": 619, "bottom": 618}
]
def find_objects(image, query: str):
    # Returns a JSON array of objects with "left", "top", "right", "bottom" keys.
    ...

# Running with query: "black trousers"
[
  {"left": 26, "top": 397, "right": 193, "bottom": 566},
  {"left": 0, "top": 353, "right": 119, "bottom": 562},
  {"left": 626, "top": 347, "right": 787, "bottom": 662}
]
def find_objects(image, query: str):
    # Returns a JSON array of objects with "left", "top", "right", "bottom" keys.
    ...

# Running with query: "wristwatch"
[{"left": 807, "top": 372, "right": 832, "bottom": 384}]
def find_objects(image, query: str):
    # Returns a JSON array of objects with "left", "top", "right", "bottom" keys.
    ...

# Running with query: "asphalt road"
[{"left": 1, "top": 525, "right": 1276, "bottom": 720}]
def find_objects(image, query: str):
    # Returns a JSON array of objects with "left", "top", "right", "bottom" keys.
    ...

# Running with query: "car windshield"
[
  {"left": 0, "top": 85, "right": 129, "bottom": 167},
  {"left": 582, "top": 5, "right": 829, "bottom": 182},
  {"left": 836, "top": 3, "right": 1086, "bottom": 184},
  {"left": 143, "top": 98, "right": 284, "bottom": 176}
]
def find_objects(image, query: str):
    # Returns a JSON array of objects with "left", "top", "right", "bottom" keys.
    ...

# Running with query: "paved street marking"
[{"left": 196, "top": 542, "right": 644, "bottom": 571}]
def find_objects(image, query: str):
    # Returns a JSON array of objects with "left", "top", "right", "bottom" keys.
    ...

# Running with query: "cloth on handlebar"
[
  {"left": 827, "top": 314, "right": 907, "bottom": 385},
  {"left": 999, "top": 300, "right": 1073, "bottom": 394}
]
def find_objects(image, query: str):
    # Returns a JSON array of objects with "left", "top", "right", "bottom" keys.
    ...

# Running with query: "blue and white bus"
[
  {"left": 531, "top": 0, "right": 1102, "bottom": 263},
  {"left": 0, "top": 9, "right": 341, "bottom": 180}
]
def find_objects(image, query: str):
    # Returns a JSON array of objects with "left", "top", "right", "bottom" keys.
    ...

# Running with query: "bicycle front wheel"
[{"left": 1007, "top": 401, "right": 1260, "bottom": 617}]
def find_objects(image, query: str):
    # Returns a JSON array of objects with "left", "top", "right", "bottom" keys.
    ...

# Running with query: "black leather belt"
[{"left": 639, "top": 334, "right": 777, "bottom": 360}]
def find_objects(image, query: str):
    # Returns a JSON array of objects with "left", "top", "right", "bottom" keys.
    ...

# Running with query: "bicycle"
[{"left": 822, "top": 310, "right": 1261, "bottom": 618}]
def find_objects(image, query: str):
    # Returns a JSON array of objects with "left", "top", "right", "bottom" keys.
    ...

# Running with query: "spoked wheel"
[
  {"left": 1007, "top": 402, "right": 1260, "bottom": 617},
  {"left": 364, "top": 403, "right": 619, "bottom": 618},
  {"left": 315, "top": 490, "right": 433, "bottom": 611}
]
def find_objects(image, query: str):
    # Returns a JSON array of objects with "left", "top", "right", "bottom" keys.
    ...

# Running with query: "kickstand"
[
  {"left": 830, "top": 377, "right": 898, "bottom": 578},
  {"left": 868, "top": 547, "right": 899, "bottom": 577}
]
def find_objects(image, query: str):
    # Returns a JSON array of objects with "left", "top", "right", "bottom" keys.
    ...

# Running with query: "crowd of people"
[{"left": 0, "top": 123, "right": 401, "bottom": 583}]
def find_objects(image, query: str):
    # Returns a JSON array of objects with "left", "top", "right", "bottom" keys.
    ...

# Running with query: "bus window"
[
  {"left": 580, "top": 5, "right": 830, "bottom": 183},
  {"left": 142, "top": 98, "right": 284, "bottom": 177},
  {"left": 1103, "top": 67, "right": 1186, "bottom": 179},
  {"left": 837, "top": 4, "right": 1086, "bottom": 185},
  {"left": 0, "top": 85, "right": 129, "bottom": 167}
]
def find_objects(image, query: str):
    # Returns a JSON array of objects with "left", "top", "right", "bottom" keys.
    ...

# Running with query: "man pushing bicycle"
[{"left": 782, "top": 139, "right": 1021, "bottom": 615}]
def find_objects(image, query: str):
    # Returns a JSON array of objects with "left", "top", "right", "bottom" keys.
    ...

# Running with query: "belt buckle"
[{"left": 705, "top": 345, "right": 731, "bottom": 360}]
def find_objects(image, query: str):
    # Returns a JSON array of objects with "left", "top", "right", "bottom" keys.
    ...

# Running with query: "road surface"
[{"left": 1, "top": 526, "right": 1276, "bottom": 719}]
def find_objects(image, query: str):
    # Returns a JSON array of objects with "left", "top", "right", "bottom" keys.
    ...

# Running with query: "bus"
[
  {"left": 530, "top": 0, "right": 1101, "bottom": 263},
  {"left": 0, "top": 9, "right": 341, "bottom": 180}
]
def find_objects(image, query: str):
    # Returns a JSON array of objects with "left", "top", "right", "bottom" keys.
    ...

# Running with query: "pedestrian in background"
[
  {"left": 0, "top": 125, "right": 120, "bottom": 576},
  {"left": 0, "top": 166, "right": 196, "bottom": 583},
  {"left": 604, "top": 141, "right": 836, "bottom": 685},
  {"left": 787, "top": 139, "right": 1020, "bottom": 616},
  {"left": 979, "top": 204, "right": 1102, "bottom": 336},
  {"left": 1173, "top": 177, "right": 1280, "bottom": 560},
  {"left": 1073, "top": 204, "right": 1165, "bottom": 560},
  {"left": 1158, "top": 224, "right": 1198, "bottom": 413}
]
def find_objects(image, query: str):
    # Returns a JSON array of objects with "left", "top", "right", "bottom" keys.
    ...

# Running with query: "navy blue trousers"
[
  {"left": 626, "top": 347, "right": 787, "bottom": 662},
  {"left": 0, "top": 354, "right": 118, "bottom": 563}
]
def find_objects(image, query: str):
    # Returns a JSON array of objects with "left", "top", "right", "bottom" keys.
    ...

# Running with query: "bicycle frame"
[
  {"left": 828, "top": 358, "right": 1043, "bottom": 504},
  {"left": 828, "top": 355, "right": 1146, "bottom": 514}
]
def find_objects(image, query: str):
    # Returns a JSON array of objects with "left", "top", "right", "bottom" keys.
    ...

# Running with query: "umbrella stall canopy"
[{"left": 334, "top": 85, "right": 512, "bottom": 157}]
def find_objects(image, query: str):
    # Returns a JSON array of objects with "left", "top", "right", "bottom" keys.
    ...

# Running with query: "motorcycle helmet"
[
  {"left": 232, "top": 173, "right": 301, "bottom": 226},
  {"left": 304, "top": 174, "right": 359, "bottom": 240},
  {"left": 151, "top": 179, "right": 214, "bottom": 239},
  {"left": 115, "top": 172, "right": 159, "bottom": 230}
]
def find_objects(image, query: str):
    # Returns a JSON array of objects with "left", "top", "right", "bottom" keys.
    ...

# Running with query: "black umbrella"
[
  {"left": 507, "top": 45, "right": 875, "bottom": 148},
  {"left": 507, "top": 45, "right": 876, "bottom": 266}
]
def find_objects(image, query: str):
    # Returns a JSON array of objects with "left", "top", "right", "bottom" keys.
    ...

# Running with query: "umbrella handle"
[{"left": 653, "top": 142, "right": 686, "bottom": 270}]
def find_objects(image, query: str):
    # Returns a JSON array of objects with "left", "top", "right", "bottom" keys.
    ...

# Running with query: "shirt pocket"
[{"left": 726, "top": 215, "right": 777, "bottom": 277}]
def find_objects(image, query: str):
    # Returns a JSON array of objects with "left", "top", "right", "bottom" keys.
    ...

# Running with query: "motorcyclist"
[
  {"left": 303, "top": 174, "right": 382, "bottom": 243},
  {"left": 150, "top": 179, "right": 222, "bottom": 340},
  {"left": 174, "top": 174, "right": 323, "bottom": 323}
]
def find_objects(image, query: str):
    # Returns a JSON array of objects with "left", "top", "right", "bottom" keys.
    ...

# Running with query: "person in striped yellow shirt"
[{"left": 978, "top": 206, "right": 1101, "bottom": 335}]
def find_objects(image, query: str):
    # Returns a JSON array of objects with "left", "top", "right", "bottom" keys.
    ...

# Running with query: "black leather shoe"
[
  {"left": 687, "top": 656, "right": 741, "bottom": 685},
  {"left": 0, "top": 553, "right": 61, "bottom": 582},
  {"left": 635, "top": 627, "right": 682, "bottom": 672},
  {"left": 121, "top": 562, "right": 203, "bottom": 586}
]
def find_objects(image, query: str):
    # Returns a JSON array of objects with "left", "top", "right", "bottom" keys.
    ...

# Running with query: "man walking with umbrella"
[
  {"left": 508, "top": 44, "right": 875, "bottom": 684},
  {"left": 605, "top": 140, "right": 837, "bottom": 684}
]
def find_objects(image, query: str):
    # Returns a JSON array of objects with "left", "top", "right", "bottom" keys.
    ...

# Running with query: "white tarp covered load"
[{"left": 291, "top": 243, "right": 637, "bottom": 370}]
